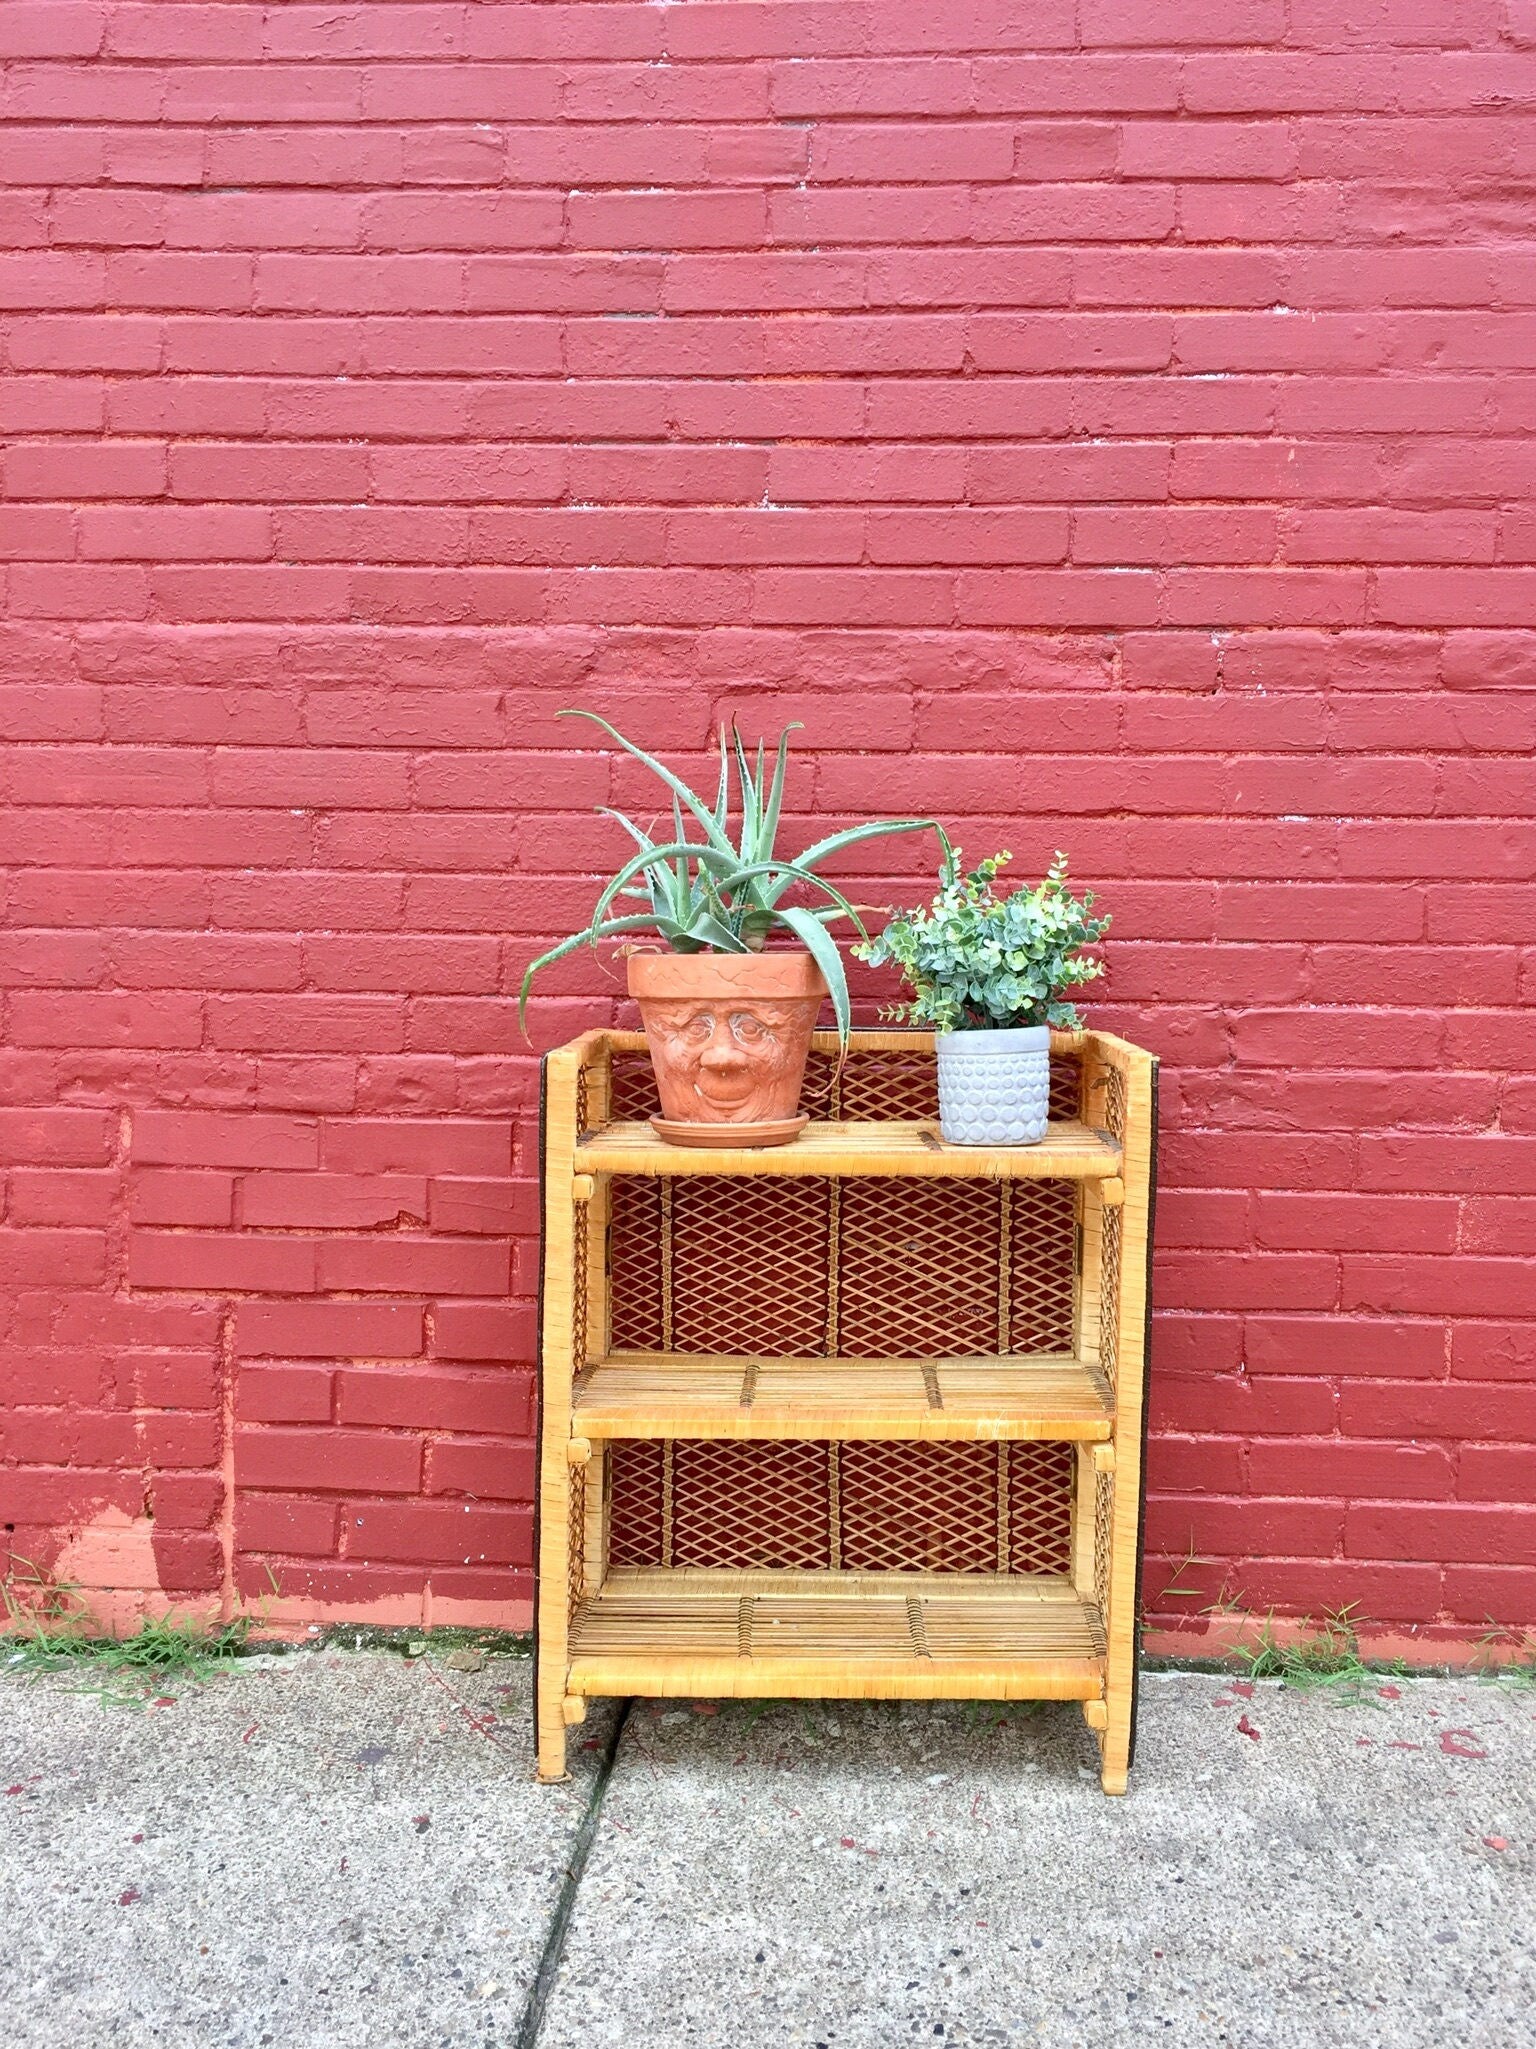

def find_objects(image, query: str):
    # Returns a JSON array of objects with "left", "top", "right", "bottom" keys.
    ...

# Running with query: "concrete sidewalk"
[{"left": 1, "top": 1650, "right": 1531, "bottom": 2048}]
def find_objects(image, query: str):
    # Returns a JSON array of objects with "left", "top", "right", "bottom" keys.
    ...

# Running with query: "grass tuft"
[
  {"left": 3, "top": 1557, "right": 254, "bottom": 1706},
  {"left": 1234, "top": 1605, "right": 1407, "bottom": 1699},
  {"left": 1474, "top": 1626, "right": 1536, "bottom": 1691}
]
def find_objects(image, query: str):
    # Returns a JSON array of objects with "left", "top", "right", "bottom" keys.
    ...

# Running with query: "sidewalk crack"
[{"left": 514, "top": 1698, "right": 632, "bottom": 2049}]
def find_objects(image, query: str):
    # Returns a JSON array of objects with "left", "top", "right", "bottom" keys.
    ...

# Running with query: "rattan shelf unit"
[{"left": 536, "top": 1028, "right": 1156, "bottom": 1795}]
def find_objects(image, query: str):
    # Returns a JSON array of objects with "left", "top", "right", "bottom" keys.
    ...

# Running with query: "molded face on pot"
[{"left": 641, "top": 998, "right": 818, "bottom": 1124}]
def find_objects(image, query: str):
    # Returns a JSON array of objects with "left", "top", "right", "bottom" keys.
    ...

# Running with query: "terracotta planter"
[{"left": 627, "top": 950, "right": 827, "bottom": 1147}]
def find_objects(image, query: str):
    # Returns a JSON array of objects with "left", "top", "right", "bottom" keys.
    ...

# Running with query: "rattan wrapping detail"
[
  {"left": 1093, "top": 1467, "right": 1114, "bottom": 1615},
  {"left": 1097, "top": 1202, "right": 1122, "bottom": 1397},
  {"left": 606, "top": 1437, "right": 1073, "bottom": 1576}
]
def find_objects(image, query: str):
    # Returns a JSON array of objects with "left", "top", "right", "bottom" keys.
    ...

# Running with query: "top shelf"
[{"left": 575, "top": 1118, "right": 1122, "bottom": 1181}]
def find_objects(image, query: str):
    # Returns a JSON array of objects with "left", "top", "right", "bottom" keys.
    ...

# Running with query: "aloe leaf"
[
  {"left": 595, "top": 805, "right": 659, "bottom": 856},
  {"left": 682, "top": 909, "right": 752, "bottom": 953},
  {"left": 589, "top": 838, "right": 760, "bottom": 934},
  {"left": 760, "top": 818, "right": 936, "bottom": 905},
  {"left": 517, "top": 914, "right": 660, "bottom": 1036},
  {"left": 558, "top": 709, "right": 736, "bottom": 856},
  {"left": 711, "top": 723, "right": 731, "bottom": 835},
  {"left": 713, "top": 857, "right": 867, "bottom": 938},
  {"left": 777, "top": 904, "right": 851, "bottom": 1054},
  {"left": 760, "top": 722, "right": 800, "bottom": 863},
  {"left": 936, "top": 822, "right": 960, "bottom": 888},
  {"left": 731, "top": 721, "right": 760, "bottom": 864},
  {"left": 671, "top": 792, "right": 689, "bottom": 907}
]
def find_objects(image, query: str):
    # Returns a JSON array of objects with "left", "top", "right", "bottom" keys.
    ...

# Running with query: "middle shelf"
[{"left": 572, "top": 1350, "right": 1114, "bottom": 1441}]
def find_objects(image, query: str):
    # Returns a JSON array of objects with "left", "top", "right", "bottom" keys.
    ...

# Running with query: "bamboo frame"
[{"left": 536, "top": 1028, "right": 1157, "bottom": 1794}]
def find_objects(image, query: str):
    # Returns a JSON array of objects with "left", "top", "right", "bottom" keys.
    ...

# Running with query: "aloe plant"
[{"left": 518, "top": 711, "right": 933, "bottom": 1047}]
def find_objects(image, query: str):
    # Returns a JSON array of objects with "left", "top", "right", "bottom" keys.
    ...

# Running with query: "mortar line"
[{"left": 513, "top": 1698, "right": 633, "bottom": 2049}]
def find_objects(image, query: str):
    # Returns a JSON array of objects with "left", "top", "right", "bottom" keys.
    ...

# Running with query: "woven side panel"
[
  {"left": 608, "top": 1048, "right": 659, "bottom": 1120},
  {"left": 606, "top": 1439, "right": 1073, "bottom": 1575},
  {"left": 1101, "top": 1062, "right": 1127, "bottom": 1141},
  {"left": 672, "top": 1178, "right": 832, "bottom": 1354},
  {"left": 611, "top": 1173, "right": 1076, "bottom": 1361}
]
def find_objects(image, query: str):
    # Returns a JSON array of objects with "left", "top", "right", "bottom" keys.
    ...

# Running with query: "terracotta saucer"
[{"left": 649, "top": 1114, "right": 810, "bottom": 1150}]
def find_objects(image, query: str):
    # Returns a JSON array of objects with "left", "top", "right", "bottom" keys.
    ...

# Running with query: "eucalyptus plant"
[
  {"left": 518, "top": 712, "right": 934, "bottom": 1047},
  {"left": 854, "top": 832, "right": 1109, "bottom": 1033}
]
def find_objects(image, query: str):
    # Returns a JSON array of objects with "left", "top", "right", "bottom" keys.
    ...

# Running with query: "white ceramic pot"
[{"left": 935, "top": 1024, "right": 1051, "bottom": 1146}]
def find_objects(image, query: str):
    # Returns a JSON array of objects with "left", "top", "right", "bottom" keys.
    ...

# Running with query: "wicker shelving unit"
[{"left": 535, "top": 1027, "right": 1157, "bottom": 1795}]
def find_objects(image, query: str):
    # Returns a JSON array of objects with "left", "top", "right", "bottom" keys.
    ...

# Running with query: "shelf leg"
[
  {"left": 1099, "top": 1695, "right": 1131, "bottom": 1796},
  {"left": 536, "top": 1670, "right": 569, "bottom": 1783}
]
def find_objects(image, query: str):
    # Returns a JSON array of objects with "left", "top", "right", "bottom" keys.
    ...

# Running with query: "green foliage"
[
  {"left": 3, "top": 1556, "right": 255, "bottom": 1706},
  {"left": 1235, "top": 1606, "right": 1407, "bottom": 1698},
  {"left": 853, "top": 831, "right": 1109, "bottom": 1034},
  {"left": 519, "top": 713, "right": 934, "bottom": 1049},
  {"left": 1474, "top": 1627, "right": 1536, "bottom": 1690}
]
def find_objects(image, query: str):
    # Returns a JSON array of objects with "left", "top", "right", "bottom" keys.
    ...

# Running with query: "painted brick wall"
[{"left": 2, "top": 1, "right": 1534, "bottom": 1651}]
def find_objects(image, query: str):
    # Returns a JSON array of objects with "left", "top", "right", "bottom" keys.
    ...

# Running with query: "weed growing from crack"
[
  {"left": 1473, "top": 1626, "right": 1536, "bottom": 1691},
  {"left": 2, "top": 1556, "right": 254, "bottom": 1706},
  {"left": 1233, "top": 1604, "right": 1407, "bottom": 1699}
]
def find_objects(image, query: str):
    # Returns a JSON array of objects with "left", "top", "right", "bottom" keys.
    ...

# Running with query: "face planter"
[{"left": 627, "top": 952, "right": 827, "bottom": 1147}]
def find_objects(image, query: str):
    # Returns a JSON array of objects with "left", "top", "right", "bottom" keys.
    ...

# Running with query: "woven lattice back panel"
[
  {"left": 602, "top": 1040, "right": 1084, "bottom": 1127},
  {"left": 608, "top": 1173, "right": 1077, "bottom": 1360},
  {"left": 606, "top": 1438, "right": 1074, "bottom": 1575}
]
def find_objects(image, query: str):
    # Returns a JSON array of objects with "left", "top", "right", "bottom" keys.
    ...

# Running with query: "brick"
[
  {"left": 236, "top": 1494, "right": 338, "bottom": 1557},
  {"left": 237, "top": 1364, "right": 334, "bottom": 1424},
  {"left": 315, "top": 1236, "right": 508, "bottom": 1297},
  {"left": 130, "top": 1232, "right": 318, "bottom": 1294},
  {"left": 1150, "top": 1371, "right": 1337, "bottom": 1438},
  {"left": 240, "top": 1173, "right": 427, "bottom": 1230},
  {"left": 430, "top": 1301, "right": 535, "bottom": 1364},
  {"left": 235, "top": 1299, "right": 423, "bottom": 1359},
  {"left": 0, "top": 1107, "right": 113, "bottom": 1164},
  {"left": 320, "top": 1118, "right": 512, "bottom": 1176},
  {"left": 1340, "top": 1382, "right": 1536, "bottom": 1441},
  {"left": 6, "top": 1169, "right": 115, "bottom": 1226},
  {"left": 1452, "top": 1323, "right": 1536, "bottom": 1382},
  {"left": 1248, "top": 1438, "right": 1455, "bottom": 1500},
  {"left": 237, "top": 1425, "right": 421, "bottom": 1494},
  {"left": 153, "top": 1534, "right": 223, "bottom": 1592},
  {"left": 341, "top": 1498, "right": 530, "bottom": 1567},
  {"left": 1347, "top": 1502, "right": 1536, "bottom": 1566},
  {"left": 1441, "top": 1565, "right": 1536, "bottom": 1626},
  {"left": 428, "top": 1178, "right": 533, "bottom": 1236},
  {"left": 426, "top": 1439, "right": 536, "bottom": 1502},
  {"left": 134, "top": 1111, "right": 317, "bottom": 1170},
  {"left": 149, "top": 1473, "right": 222, "bottom": 1528},
  {"left": 338, "top": 1366, "right": 532, "bottom": 1434},
  {"left": 10, "top": 991, "right": 201, "bottom": 1048},
  {"left": 1459, "top": 1445, "right": 1536, "bottom": 1503}
]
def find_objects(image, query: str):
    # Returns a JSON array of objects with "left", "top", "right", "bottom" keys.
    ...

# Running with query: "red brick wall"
[{"left": 2, "top": 1, "right": 1534, "bottom": 1649}]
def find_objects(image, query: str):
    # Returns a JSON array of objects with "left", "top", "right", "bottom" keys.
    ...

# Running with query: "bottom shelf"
[{"left": 566, "top": 1570, "right": 1106, "bottom": 1702}]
